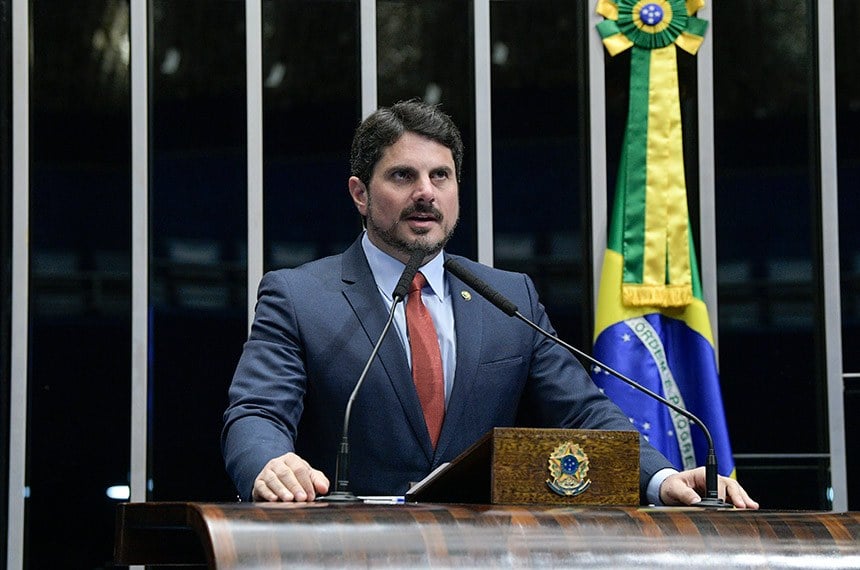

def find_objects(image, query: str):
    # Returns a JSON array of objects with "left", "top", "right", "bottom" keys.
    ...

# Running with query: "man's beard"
[{"left": 366, "top": 201, "right": 458, "bottom": 257}]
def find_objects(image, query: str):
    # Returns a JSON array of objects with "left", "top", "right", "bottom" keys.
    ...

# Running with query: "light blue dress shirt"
[{"left": 361, "top": 233, "right": 456, "bottom": 406}]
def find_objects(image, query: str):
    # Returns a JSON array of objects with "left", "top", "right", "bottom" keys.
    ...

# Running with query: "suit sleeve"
[
  {"left": 514, "top": 274, "right": 674, "bottom": 502},
  {"left": 221, "top": 271, "right": 307, "bottom": 500}
]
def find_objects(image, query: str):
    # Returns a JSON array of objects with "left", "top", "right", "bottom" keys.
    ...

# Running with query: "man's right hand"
[{"left": 252, "top": 452, "right": 330, "bottom": 502}]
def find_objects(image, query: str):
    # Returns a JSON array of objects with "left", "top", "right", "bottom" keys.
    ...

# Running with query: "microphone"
[
  {"left": 443, "top": 257, "right": 727, "bottom": 508},
  {"left": 319, "top": 248, "right": 426, "bottom": 502}
]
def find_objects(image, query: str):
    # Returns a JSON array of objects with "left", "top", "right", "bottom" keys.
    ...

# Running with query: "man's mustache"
[{"left": 400, "top": 203, "right": 443, "bottom": 221}]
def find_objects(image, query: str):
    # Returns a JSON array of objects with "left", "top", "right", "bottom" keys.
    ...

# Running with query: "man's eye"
[
  {"left": 431, "top": 170, "right": 450, "bottom": 180},
  {"left": 391, "top": 170, "right": 412, "bottom": 181}
]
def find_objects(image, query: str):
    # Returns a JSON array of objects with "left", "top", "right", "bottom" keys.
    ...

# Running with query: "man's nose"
[{"left": 411, "top": 174, "right": 436, "bottom": 201}]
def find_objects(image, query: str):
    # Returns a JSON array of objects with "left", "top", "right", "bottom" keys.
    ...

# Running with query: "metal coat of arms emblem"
[{"left": 546, "top": 441, "right": 592, "bottom": 497}]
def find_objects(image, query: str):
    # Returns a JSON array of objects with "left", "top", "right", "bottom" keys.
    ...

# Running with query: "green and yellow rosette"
[{"left": 596, "top": 0, "right": 708, "bottom": 308}]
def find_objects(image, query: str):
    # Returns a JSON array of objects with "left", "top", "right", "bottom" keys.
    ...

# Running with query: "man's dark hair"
[{"left": 350, "top": 99, "right": 464, "bottom": 185}]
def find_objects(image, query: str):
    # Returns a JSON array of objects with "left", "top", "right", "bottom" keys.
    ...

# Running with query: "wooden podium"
[
  {"left": 115, "top": 502, "right": 860, "bottom": 569},
  {"left": 113, "top": 427, "right": 860, "bottom": 567},
  {"left": 405, "top": 427, "right": 640, "bottom": 505}
]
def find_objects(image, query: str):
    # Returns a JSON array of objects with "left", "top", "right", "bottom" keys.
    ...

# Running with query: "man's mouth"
[
  {"left": 406, "top": 212, "right": 438, "bottom": 223},
  {"left": 402, "top": 205, "right": 442, "bottom": 224}
]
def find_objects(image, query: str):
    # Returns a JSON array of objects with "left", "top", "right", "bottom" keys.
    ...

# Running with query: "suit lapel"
[
  {"left": 340, "top": 238, "right": 434, "bottom": 461},
  {"left": 434, "top": 255, "right": 485, "bottom": 459}
]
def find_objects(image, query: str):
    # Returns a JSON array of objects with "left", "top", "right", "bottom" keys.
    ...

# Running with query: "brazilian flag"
[{"left": 592, "top": 0, "right": 735, "bottom": 477}]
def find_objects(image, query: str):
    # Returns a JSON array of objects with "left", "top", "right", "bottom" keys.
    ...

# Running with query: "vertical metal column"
[
  {"left": 360, "top": 0, "right": 377, "bottom": 118},
  {"left": 8, "top": 0, "right": 29, "bottom": 566},
  {"left": 130, "top": 0, "right": 149, "bottom": 506},
  {"left": 474, "top": 0, "right": 493, "bottom": 265},
  {"left": 589, "top": 8, "right": 608, "bottom": 308},
  {"left": 817, "top": 0, "right": 848, "bottom": 512},
  {"left": 696, "top": 4, "right": 719, "bottom": 356},
  {"left": 247, "top": 0, "right": 264, "bottom": 328}
]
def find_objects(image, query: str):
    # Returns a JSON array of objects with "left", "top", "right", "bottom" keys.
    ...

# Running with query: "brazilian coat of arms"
[{"left": 546, "top": 441, "right": 592, "bottom": 497}]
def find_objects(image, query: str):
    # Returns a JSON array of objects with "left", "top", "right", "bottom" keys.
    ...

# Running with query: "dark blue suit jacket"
[{"left": 222, "top": 235, "right": 672, "bottom": 501}]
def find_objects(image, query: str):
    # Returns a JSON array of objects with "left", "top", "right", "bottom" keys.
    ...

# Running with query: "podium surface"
[{"left": 115, "top": 502, "right": 860, "bottom": 569}]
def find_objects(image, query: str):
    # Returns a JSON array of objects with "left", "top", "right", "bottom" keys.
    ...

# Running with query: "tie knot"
[{"left": 410, "top": 271, "right": 427, "bottom": 294}]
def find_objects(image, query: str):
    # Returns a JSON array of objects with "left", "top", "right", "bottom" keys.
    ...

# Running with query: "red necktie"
[{"left": 406, "top": 271, "right": 445, "bottom": 448}]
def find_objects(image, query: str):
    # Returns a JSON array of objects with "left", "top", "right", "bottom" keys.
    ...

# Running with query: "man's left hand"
[{"left": 660, "top": 466, "right": 759, "bottom": 509}]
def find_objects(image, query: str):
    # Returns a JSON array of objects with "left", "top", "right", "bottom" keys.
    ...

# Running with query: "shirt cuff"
[{"left": 646, "top": 467, "right": 679, "bottom": 505}]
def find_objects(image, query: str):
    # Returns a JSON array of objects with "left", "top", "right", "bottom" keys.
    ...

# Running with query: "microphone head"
[
  {"left": 443, "top": 257, "right": 519, "bottom": 316},
  {"left": 392, "top": 248, "right": 427, "bottom": 301}
]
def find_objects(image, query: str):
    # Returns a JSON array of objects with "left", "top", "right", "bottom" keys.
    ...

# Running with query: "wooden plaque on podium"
[{"left": 406, "top": 427, "right": 639, "bottom": 505}]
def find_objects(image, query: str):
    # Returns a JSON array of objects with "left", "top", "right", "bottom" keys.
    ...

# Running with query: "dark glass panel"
[
  {"left": 490, "top": 1, "right": 589, "bottom": 344},
  {"left": 149, "top": 0, "right": 246, "bottom": 501},
  {"left": 713, "top": 1, "right": 827, "bottom": 508},
  {"left": 846, "top": 377, "right": 860, "bottom": 509},
  {"left": 836, "top": 1, "right": 860, "bottom": 374},
  {"left": 377, "top": 0, "right": 477, "bottom": 260},
  {"left": 835, "top": 0, "right": 860, "bottom": 509},
  {"left": 262, "top": 0, "right": 361, "bottom": 270},
  {"left": 735, "top": 457, "right": 832, "bottom": 510},
  {"left": 27, "top": 1, "right": 131, "bottom": 566}
]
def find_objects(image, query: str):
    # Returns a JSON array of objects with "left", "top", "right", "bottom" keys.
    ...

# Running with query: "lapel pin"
[{"left": 461, "top": 290, "right": 472, "bottom": 301}]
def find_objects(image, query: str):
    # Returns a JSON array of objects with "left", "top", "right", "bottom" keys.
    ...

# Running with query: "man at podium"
[{"left": 222, "top": 100, "right": 757, "bottom": 509}]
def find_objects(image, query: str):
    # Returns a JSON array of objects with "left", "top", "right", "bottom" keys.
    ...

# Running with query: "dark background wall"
[{"left": 2, "top": 1, "right": 859, "bottom": 568}]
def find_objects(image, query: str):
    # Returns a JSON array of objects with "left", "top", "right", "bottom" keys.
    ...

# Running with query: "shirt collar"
[{"left": 361, "top": 232, "right": 446, "bottom": 301}]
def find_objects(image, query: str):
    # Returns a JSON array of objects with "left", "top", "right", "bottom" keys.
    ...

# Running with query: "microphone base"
[
  {"left": 695, "top": 497, "right": 731, "bottom": 509},
  {"left": 316, "top": 491, "right": 363, "bottom": 503}
]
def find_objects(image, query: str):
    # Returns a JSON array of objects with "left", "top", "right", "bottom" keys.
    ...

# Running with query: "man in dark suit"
[{"left": 222, "top": 100, "right": 757, "bottom": 508}]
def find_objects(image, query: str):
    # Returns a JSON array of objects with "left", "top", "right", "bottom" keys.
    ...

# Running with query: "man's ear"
[{"left": 348, "top": 176, "right": 368, "bottom": 216}]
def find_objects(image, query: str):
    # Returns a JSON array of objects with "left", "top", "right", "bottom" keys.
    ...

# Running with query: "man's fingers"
[
  {"left": 252, "top": 452, "right": 324, "bottom": 502},
  {"left": 680, "top": 486, "right": 702, "bottom": 505},
  {"left": 660, "top": 475, "right": 702, "bottom": 506},
  {"left": 281, "top": 454, "right": 315, "bottom": 501},
  {"left": 310, "top": 468, "right": 330, "bottom": 495},
  {"left": 723, "top": 479, "right": 760, "bottom": 510},
  {"left": 274, "top": 453, "right": 313, "bottom": 496},
  {"left": 659, "top": 468, "right": 758, "bottom": 509},
  {"left": 261, "top": 463, "right": 299, "bottom": 501},
  {"left": 252, "top": 482, "right": 276, "bottom": 502},
  {"left": 253, "top": 474, "right": 292, "bottom": 502}
]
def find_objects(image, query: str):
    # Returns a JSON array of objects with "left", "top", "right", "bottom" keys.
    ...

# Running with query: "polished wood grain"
[
  {"left": 491, "top": 427, "right": 639, "bottom": 505},
  {"left": 405, "top": 427, "right": 639, "bottom": 505},
  {"left": 115, "top": 502, "right": 860, "bottom": 569}
]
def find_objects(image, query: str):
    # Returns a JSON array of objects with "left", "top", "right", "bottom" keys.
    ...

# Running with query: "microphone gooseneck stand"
[
  {"left": 443, "top": 258, "right": 727, "bottom": 508},
  {"left": 318, "top": 249, "right": 426, "bottom": 502}
]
